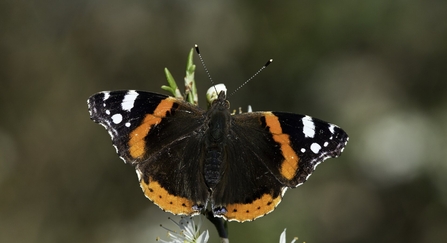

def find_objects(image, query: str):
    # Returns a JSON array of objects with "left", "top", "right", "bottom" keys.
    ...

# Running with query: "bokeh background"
[{"left": 1, "top": 1, "right": 447, "bottom": 242}]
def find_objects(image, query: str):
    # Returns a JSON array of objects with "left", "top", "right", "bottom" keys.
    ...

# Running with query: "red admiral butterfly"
[{"left": 87, "top": 67, "right": 348, "bottom": 223}]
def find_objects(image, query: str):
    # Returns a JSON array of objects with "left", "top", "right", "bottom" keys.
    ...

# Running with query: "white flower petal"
[
  {"left": 195, "top": 230, "right": 209, "bottom": 243},
  {"left": 279, "top": 229, "right": 287, "bottom": 243}
]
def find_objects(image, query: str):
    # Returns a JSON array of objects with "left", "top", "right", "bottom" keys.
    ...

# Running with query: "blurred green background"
[{"left": 1, "top": 1, "right": 447, "bottom": 242}]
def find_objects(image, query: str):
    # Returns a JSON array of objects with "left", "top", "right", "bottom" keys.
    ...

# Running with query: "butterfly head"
[
  {"left": 213, "top": 91, "right": 230, "bottom": 111},
  {"left": 206, "top": 84, "right": 229, "bottom": 111}
]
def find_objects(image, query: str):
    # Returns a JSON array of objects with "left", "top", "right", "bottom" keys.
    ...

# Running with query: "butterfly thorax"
[{"left": 203, "top": 91, "right": 231, "bottom": 189}]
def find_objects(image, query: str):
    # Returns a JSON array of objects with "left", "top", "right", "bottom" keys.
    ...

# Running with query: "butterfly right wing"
[{"left": 211, "top": 111, "right": 348, "bottom": 221}]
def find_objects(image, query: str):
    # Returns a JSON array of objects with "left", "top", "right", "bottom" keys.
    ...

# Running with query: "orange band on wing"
[
  {"left": 224, "top": 193, "right": 282, "bottom": 222},
  {"left": 264, "top": 112, "right": 299, "bottom": 180},
  {"left": 128, "top": 98, "right": 176, "bottom": 159},
  {"left": 140, "top": 177, "right": 198, "bottom": 215}
]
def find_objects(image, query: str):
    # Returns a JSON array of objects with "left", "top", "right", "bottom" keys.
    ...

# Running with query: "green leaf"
[
  {"left": 184, "top": 47, "right": 198, "bottom": 105},
  {"left": 162, "top": 68, "right": 183, "bottom": 99},
  {"left": 162, "top": 47, "right": 197, "bottom": 105}
]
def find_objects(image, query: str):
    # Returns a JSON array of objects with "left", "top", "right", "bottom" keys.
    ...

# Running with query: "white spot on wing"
[
  {"left": 344, "top": 138, "right": 349, "bottom": 147},
  {"left": 87, "top": 101, "right": 93, "bottom": 116},
  {"left": 118, "top": 156, "right": 127, "bottom": 164},
  {"left": 102, "top": 91, "right": 110, "bottom": 101},
  {"left": 301, "top": 148, "right": 306, "bottom": 153},
  {"left": 328, "top": 124, "right": 335, "bottom": 134},
  {"left": 304, "top": 160, "right": 324, "bottom": 181},
  {"left": 105, "top": 110, "right": 110, "bottom": 115},
  {"left": 100, "top": 123, "right": 109, "bottom": 130},
  {"left": 310, "top": 143, "right": 321, "bottom": 154},
  {"left": 324, "top": 142, "right": 329, "bottom": 147},
  {"left": 302, "top": 116, "right": 315, "bottom": 138},
  {"left": 111, "top": 113, "right": 123, "bottom": 124},
  {"left": 121, "top": 90, "right": 139, "bottom": 111},
  {"left": 107, "top": 130, "right": 115, "bottom": 139},
  {"left": 125, "top": 122, "right": 131, "bottom": 127},
  {"left": 305, "top": 173, "right": 312, "bottom": 181},
  {"left": 135, "top": 168, "right": 143, "bottom": 181},
  {"left": 295, "top": 182, "right": 304, "bottom": 187},
  {"left": 113, "top": 144, "right": 119, "bottom": 153}
]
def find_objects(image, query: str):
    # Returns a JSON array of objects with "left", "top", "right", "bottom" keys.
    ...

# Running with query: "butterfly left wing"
[
  {"left": 211, "top": 111, "right": 348, "bottom": 222},
  {"left": 87, "top": 90, "right": 210, "bottom": 216}
]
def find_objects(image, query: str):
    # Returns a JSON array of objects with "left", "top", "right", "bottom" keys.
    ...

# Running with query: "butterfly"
[{"left": 87, "top": 82, "right": 348, "bottom": 222}]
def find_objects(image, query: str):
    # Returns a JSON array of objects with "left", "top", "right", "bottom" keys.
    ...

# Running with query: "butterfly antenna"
[
  {"left": 228, "top": 59, "right": 273, "bottom": 97},
  {"left": 195, "top": 44, "right": 217, "bottom": 92}
]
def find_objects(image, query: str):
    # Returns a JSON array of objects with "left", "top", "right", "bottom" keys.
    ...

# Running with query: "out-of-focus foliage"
[{"left": 1, "top": 1, "right": 446, "bottom": 242}]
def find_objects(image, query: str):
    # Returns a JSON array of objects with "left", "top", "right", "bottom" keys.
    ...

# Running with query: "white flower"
[
  {"left": 206, "top": 84, "right": 227, "bottom": 104},
  {"left": 157, "top": 217, "right": 209, "bottom": 243},
  {"left": 279, "top": 229, "right": 298, "bottom": 243}
]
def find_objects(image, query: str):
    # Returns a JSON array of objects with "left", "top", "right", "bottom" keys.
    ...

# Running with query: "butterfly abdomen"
[{"left": 204, "top": 149, "right": 224, "bottom": 188}]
